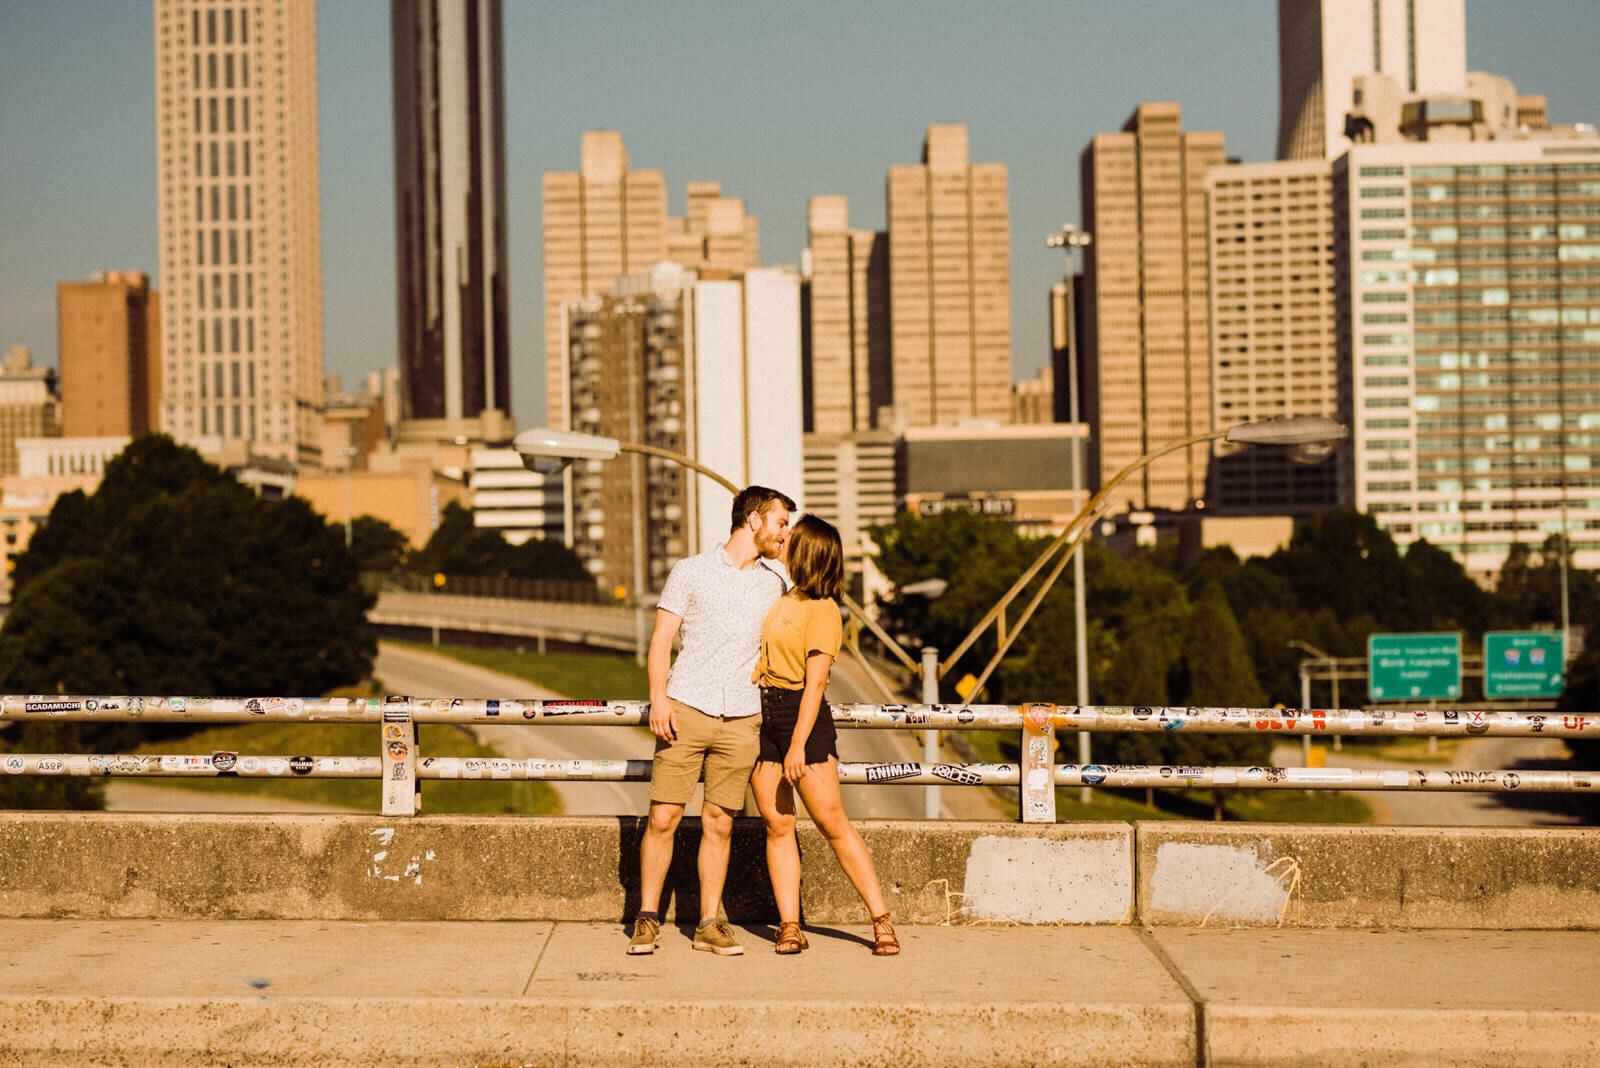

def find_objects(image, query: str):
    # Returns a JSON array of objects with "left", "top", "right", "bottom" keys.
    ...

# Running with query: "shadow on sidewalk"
[{"left": 616, "top": 816, "right": 780, "bottom": 925}]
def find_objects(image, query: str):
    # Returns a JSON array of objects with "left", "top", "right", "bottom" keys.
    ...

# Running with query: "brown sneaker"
[
  {"left": 692, "top": 920, "right": 745, "bottom": 956},
  {"left": 627, "top": 916, "right": 660, "bottom": 955}
]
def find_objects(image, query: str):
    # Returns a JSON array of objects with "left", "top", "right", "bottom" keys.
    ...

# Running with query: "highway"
[
  {"left": 377, "top": 641, "right": 1007, "bottom": 821},
  {"left": 374, "top": 642, "right": 655, "bottom": 816}
]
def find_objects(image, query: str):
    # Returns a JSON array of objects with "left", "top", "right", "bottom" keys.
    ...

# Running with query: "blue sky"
[{"left": 2, "top": 1, "right": 1596, "bottom": 425}]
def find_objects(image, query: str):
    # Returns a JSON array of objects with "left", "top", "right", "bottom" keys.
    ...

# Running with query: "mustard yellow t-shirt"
[{"left": 752, "top": 592, "right": 843, "bottom": 690}]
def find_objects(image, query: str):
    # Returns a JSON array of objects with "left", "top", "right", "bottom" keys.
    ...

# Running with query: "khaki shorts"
[{"left": 649, "top": 698, "right": 761, "bottom": 811}]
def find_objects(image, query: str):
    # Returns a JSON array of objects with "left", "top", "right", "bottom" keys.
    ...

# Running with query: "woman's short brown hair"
[{"left": 786, "top": 514, "right": 843, "bottom": 602}]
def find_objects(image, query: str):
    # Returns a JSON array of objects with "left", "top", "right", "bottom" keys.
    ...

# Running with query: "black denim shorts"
[{"left": 758, "top": 686, "right": 839, "bottom": 765}]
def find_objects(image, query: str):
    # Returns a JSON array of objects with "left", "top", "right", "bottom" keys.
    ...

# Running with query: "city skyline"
[{"left": 2, "top": 1, "right": 1596, "bottom": 429}]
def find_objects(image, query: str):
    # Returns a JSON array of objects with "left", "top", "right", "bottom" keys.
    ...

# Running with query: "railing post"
[
  {"left": 381, "top": 697, "right": 418, "bottom": 816},
  {"left": 1020, "top": 702, "right": 1057, "bottom": 823},
  {"left": 921, "top": 646, "right": 941, "bottom": 820}
]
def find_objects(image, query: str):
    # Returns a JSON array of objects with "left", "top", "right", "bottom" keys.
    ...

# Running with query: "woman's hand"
[{"left": 783, "top": 744, "right": 809, "bottom": 784}]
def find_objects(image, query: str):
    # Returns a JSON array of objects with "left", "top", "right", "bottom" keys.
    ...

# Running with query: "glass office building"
[{"left": 1337, "top": 140, "right": 1600, "bottom": 580}]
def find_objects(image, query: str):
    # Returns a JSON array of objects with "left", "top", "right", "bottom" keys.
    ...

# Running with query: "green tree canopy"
[
  {"left": 0, "top": 435, "right": 376, "bottom": 807},
  {"left": 407, "top": 501, "right": 591, "bottom": 584},
  {"left": 348, "top": 514, "right": 409, "bottom": 573},
  {"left": 868, "top": 509, "right": 1037, "bottom": 697}
]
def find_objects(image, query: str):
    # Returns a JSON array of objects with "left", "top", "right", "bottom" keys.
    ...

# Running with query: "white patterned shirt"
[{"left": 658, "top": 545, "right": 788, "bottom": 719}]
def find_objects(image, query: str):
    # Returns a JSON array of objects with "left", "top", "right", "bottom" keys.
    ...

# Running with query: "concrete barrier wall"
[
  {"left": 0, "top": 813, "right": 1594, "bottom": 928},
  {"left": 0, "top": 814, "right": 1133, "bottom": 926},
  {"left": 1136, "top": 823, "right": 1600, "bottom": 929}
]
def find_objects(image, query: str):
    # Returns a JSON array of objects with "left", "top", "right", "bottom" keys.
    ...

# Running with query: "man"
[{"left": 627, "top": 485, "right": 795, "bottom": 956}]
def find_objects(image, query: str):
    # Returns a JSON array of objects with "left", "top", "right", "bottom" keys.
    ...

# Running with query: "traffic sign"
[
  {"left": 1368, "top": 632, "right": 1461, "bottom": 701},
  {"left": 1483, "top": 631, "right": 1565, "bottom": 698}
]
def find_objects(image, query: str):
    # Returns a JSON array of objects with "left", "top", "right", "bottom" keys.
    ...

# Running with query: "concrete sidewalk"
[{"left": 1, "top": 920, "right": 1596, "bottom": 1066}]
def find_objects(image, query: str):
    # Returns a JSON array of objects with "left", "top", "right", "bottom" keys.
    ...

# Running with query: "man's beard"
[{"left": 755, "top": 529, "right": 783, "bottom": 559}]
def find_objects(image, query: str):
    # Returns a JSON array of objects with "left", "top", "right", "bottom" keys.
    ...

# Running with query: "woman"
[{"left": 751, "top": 513, "right": 898, "bottom": 956}]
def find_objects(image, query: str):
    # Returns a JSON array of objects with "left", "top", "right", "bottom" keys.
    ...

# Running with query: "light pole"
[
  {"left": 514, "top": 429, "right": 939, "bottom": 809},
  {"left": 1286, "top": 638, "right": 1340, "bottom": 761},
  {"left": 1048, "top": 223, "right": 1094, "bottom": 802},
  {"left": 942, "top": 416, "right": 1349, "bottom": 708},
  {"left": 515, "top": 430, "right": 745, "bottom": 665},
  {"left": 336, "top": 445, "right": 360, "bottom": 548}
]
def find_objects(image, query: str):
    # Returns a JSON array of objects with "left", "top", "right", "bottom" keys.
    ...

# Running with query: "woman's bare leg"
[
  {"left": 752, "top": 761, "right": 801, "bottom": 923},
  {"left": 793, "top": 758, "right": 889, "bottom": 918}
]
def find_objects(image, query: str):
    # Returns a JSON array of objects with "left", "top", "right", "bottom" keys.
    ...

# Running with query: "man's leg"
[
  {"left": 632, "top": 704, "right": 708, "bottom": 953},
  {"left": 695, "top": 800, "right": 734, "bottom": 924},
  {"left": 639, "top": 799, "right": 683, "bottom": 916},
  {"left": 688, "top": 711, "right": 761, "bottom": 955},
  {"left": 627, "top": 799, "right": 683, "bottom": 954}
]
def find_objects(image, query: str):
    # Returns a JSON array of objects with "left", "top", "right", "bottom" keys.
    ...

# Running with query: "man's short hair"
[{"left": 729, "top": 485, "right": 796, "bottom": 533}]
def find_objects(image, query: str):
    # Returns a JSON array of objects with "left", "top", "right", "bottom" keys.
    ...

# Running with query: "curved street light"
[
  {"left": 940, "top": 415, "right": 1348, "bottom": 708},
  {"left": 512, "top": 427, "right": 917, "bottom": 688},
  {"left": 516, "top": 417, "right": 1345, "bottom": 816},
  {"left": 517, "top": 415, "right": 1346, "bottom": 702}
]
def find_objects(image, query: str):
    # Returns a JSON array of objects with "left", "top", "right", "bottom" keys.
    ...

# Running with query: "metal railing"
[{"left": 2, "top": 696, "right": 1595, "bottom": 822}]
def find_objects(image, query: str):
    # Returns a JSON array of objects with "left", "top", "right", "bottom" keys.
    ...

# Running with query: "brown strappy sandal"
[
  {"left": 774, "top": 920, "right": 808, "bottom": 954},
  {"left": 871, "top": 913, "right": 899, "bottom": 956}
]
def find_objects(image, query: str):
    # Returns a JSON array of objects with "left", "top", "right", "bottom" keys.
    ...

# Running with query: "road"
[
  {"left": 380, "top": 642, "right": 1006, "bottom": 821},
  {"left": 103, "top": 641, "right": 1009, "bottom": 820},
  {"left": 825, "top": 653, "right": 1009, "bottom": 820},
  {"left": 374, "top": 642, "right": 657, "bottom": 816},
  {"left": 1274, "top": 735, "right": 1589, "bottom": 826}
]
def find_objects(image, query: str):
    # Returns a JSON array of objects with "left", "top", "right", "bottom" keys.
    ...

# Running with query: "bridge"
[
  {"left": 369, "top": 589, "right": 637, "bottom": 653},
  {"left": 5, "top": 632, "right": 1599, "bottom": 1062}
]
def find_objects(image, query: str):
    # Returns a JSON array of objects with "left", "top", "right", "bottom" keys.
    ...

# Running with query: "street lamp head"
[
  {"left": 1046, "top": 223, "right": 1093, "bottom": 250},
  {"left": 512, "top": 427, "right": 622, "bottom": 474},
  {"left": 899, "top": 577, "right": 950, "bottom": 599},
  {"left": 1223, "top": 415, "right": 1347, "bottom": 464}
]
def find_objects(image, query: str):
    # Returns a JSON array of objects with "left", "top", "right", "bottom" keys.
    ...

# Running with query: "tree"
[
  {"left": 999, "top": 542, "right": 1192, "bottom": 709},
  {"left": 504, "top": 533, "right": 593, "bottom": 584},
  {"left": 1164, "top": 581, "right": 1272, "bottom": 766},
  {"left": 1260, "top": 510, "right": 1410, "bottom": 626},
  {"left": 407, "top": 501, "right": 591, "bottom": 585},
  {"left": 349, "top": 515, "right": 408, "bottom": 573},
  {"left": 1398, "top": 537, "right": 1490, "bottom": 634},
  {"left": 1561, "top": 646, "right": 1600, "bottom": 778},
  {"left": 0, "top": 435, "right": 376, "bottom": 808},
  {"left": 868, "top": 509, "right": 1036, "bottom": 696},
  {"left": 1492, "top": 537, "right": 1600, "bottom": 636}
]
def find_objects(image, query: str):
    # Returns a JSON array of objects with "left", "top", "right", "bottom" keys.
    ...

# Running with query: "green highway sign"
[
  {"left": 1368, "top": 632, "right": 1461, "bottom": 701},
  {"left": 1483, "top": 631, "right": 1565, "bottom": 698}
]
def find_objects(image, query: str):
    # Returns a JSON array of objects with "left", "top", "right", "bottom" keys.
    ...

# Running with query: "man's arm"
[{"left": 647, "top": 608, "right": 684, "bottom": 741}]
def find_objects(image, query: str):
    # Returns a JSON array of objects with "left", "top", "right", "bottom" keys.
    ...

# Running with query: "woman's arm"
[{"left": 783, "top": 650, "right": 833, "bottom": 784}]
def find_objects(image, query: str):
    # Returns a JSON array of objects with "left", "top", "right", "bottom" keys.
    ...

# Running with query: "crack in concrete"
[{"left": 1137, "top": 927, "right": 1209, "bottom": 1068}]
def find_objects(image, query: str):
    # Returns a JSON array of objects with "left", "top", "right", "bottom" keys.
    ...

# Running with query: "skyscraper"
[
  {"left": 1277, "top": 0, "right": 1467, "bottom": 161},
  {"left": 1205, "top": 159, "right": 1339, "bottom": 513},
  {"left": 1081, "top": 102, "right": 1225, "bottom": 510},
  {"left": 542, "top": 133, "right": 766, "bottom": 433},
  {"left": 562, "top": 264, "right": 803, "bottom": 593},
  {"left": 886, "top": 124, "right": 1011, "bottom": 428},
  {"left": 391, "top": 0, "right": 509, "bottom": 436},
  {"left": 154, "top": 0, "right": 325, "bottom": 465},
  {"left": 803, "top": 196, "right": 889, "bottom": 434},
  {"left": 542, "top": 132, "right": 667, "bottom": 430},
  {"left": 57, "top": 270, "right": 162, "bottom": 439},
  {"left": 669, "top": 181, "right": 759, "bottom": 274},
  {"left": 1338, "top": 139, "right": 1600, "bottom": 579},
  {"left": 0, "top": 347, "right": 60, "bottom": 477}
]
